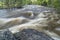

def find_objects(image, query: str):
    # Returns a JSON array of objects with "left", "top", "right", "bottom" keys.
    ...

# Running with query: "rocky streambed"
[{"left": 0, "top": 5, "right": 60, "bottom": 40}]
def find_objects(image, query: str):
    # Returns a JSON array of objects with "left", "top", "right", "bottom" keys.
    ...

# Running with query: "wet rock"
[
  {"left": 0, "top": 29, "right": 16, "bottom": 40},
  {"left": 14, "top": 29, "right": 54, "bottom": 40}
]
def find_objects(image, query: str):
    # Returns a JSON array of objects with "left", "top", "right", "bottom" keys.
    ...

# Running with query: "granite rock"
[
  {"left": 14, "top": 29, "right": 54, "bottom": 40},
  {"left": 0, "top": 29, "right": 16, "bottom": 40}
]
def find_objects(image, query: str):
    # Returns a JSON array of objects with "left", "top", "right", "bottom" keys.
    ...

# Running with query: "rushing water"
[
  {"left": 0, "top": 5, "right": 60, "bottom": 40},
  {"left": 0, "top": 9, "right": 18, "bottom": 18}
]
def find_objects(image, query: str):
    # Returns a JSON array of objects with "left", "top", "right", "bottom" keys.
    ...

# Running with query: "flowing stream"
[{"left": 0, "top": 5, "right": 60, "bottom": 40}]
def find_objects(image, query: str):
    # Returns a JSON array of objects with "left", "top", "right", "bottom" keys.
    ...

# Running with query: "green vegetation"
[{"left": 0, "top": 0, "right": 60, "bottom": 11}]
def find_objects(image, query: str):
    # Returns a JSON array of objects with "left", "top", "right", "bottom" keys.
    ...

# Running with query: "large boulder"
[
  {"left": 0, "top": 29, "right": 54, "bottom": 40},
  {"left": 14, "top": 29, "right": 54, "bottom": 40}
]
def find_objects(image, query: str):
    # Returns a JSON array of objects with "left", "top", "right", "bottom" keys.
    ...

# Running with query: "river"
[
  {"left": 0, "top": 8, "right": 18, "bottom": 18},
  {"left": 0, "top": 5, "right": 60, "bottom": 40}
]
